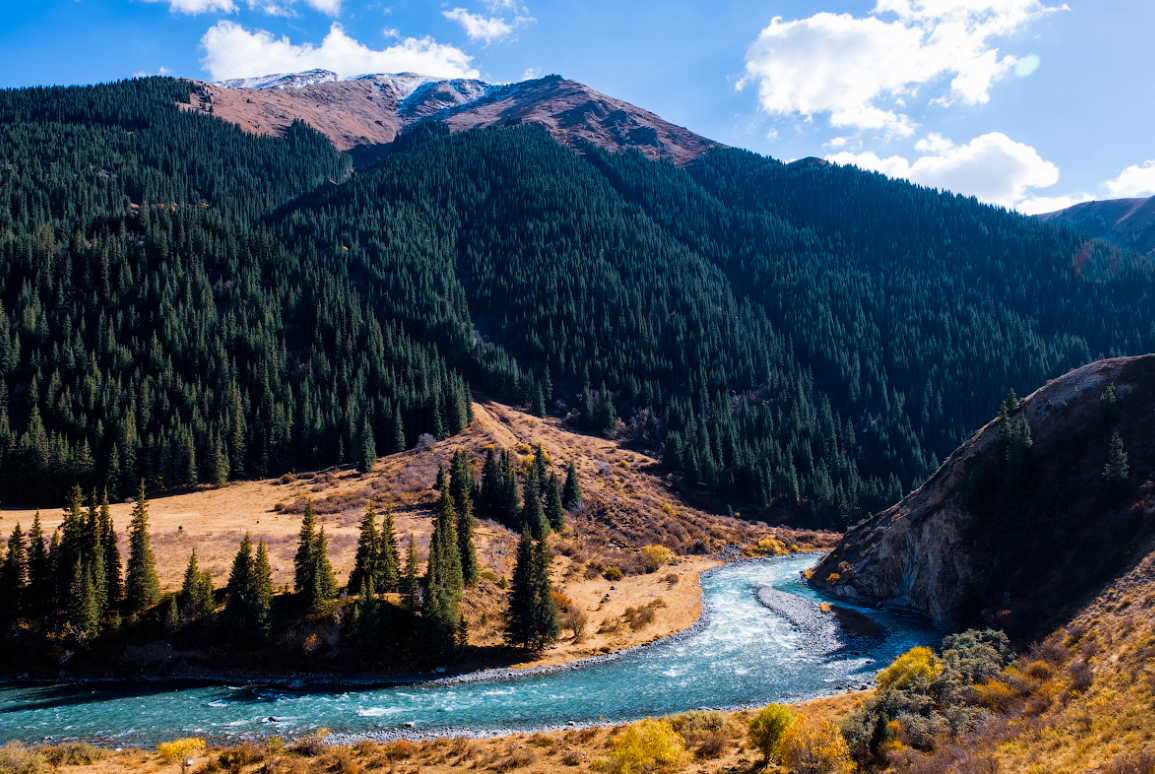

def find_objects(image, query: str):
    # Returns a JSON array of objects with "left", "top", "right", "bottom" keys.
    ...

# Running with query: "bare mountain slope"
[
  {"left": 186, "top": 70, "right": 720, "bottom": 165},
  {"left": 812, "top": 355, "right": 1155, "bottom": 638},
  {"left": 1036, "top": 195, "right": 1155, "bottom": 254}
]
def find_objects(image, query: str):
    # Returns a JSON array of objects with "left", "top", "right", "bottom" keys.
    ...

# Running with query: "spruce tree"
[
  {"left": 67, "top": 559, "right": 100, "bottom": 639},
  {"left": 164, "top": 595, "right": 180, "bottom": 629},
  {"left": 99, "top": 490, "right": 123, "bottom": 606},
  {"left": 498, "top": 450, "right": 521, "bottom": 526},
  {"left": 179, "top": 550, "right": 214, "bottom": 620},
  {"left": 358, "top": 418, "right": 376, "bottom": 474},
  {"left": 380, "top": 506, "right": 401, "bottom": 592},
  {"left": 1104, "top": 430, "right": 1130, "bottom": 489},
  {"left": 448, "top": 449, "right": 476, "bottom": 515},
  {"left": 125, "top": 480, "right": 160, "bottom": 612},
  {"left": 562, "top": 461, "right": 582, "bottom": 508},
  {"left": 0, "top": 523, "right": 26, "bottom": 625},
  {"left": 478, "top": 448, "right": 499, "bottom": 522},
  {"left": 457, "top": 492, "right": 479, "bottom": 587},
  {"left": 225, "top": 533, "right": 272, "bottom": 647},
  {"left": 521, "top": 467, "right": 549, "bottom": 540},
  {"left": 429, "top": 476, "right": 463, "bottom": 594},
  {"left": 530, "top": 538, "right": 561, "bottom": 648},
  {"left": 26, "top": 512, "right": 48, "bottom": 617},
  {"left": 294, "top": 500, "right": 318, "bottom": 595},
  {"left": 253, "top": 539, "right": 274, "bottom": 642},
  {"left": 506, "top": 527, "right": 536, "bottom": 649},
  {"left": 308, "top": 528, "right": 338, "bottom": 611},
  {"left": 545, "top": 472, "right": 566, "bottom": 532},
  {"left": 355, "top": 576, "right": 380, "bottom": 656},
  {"left": 402, "top": 534, "right": 420, "bottom": 611},
  {"left": 348, "top": 501, "right": 381, "bottom": 594}
]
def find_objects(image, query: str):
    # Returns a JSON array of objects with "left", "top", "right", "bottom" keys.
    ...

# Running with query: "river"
[{"left": 0, "top": 554, "right": 937, "bottom": 745}]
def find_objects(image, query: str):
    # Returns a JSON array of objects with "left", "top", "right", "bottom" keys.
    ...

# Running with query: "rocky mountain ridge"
[
  {"left": 188, "top": 70, "right": 720, "bottom": 165},
  {"left": 812, "top": 355, "right": 1155, "bottom": 638}
]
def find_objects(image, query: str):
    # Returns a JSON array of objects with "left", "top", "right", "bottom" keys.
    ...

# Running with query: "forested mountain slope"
[{"left": 0, "top": 75, "right": 1152, "bottom": 523}]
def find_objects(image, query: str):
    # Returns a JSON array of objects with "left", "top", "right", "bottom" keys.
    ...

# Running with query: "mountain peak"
[{"left": 194, "top": 70, "right": 719, "bottom": 166}]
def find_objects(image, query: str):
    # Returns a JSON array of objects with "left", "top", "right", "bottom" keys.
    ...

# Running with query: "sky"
[{"left": 1, "top": 0, "right": 1152, "bottom": 214}]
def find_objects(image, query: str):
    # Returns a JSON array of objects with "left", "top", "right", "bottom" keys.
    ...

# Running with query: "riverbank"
[{"left": 2, "top": 691, "right": 874, "bottom": 774}]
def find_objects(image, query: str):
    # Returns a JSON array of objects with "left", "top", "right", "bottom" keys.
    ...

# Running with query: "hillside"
[
  {"left": 0, "top": 400, "right": 832, "bottom": 678},
  {"left": 1037, "top": 195, "right": 1155, "bottom": 255},
  {"left": 188, "top": 71, "right": 720, "bottom": 166},
  {"left": 2, "top": 75, "right": 1155, "bottom": 529},
  {"left": 812, "top": 355, "right": 1155, "bottom": 639}
]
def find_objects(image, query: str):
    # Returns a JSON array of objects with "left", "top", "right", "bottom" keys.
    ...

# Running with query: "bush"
[
  {"left": 157, "top": 738, "right": 207, "bottom": 774},
  {"left": 219, "top": 741, "right": 265, "bottom": 773},
  {"left": 0, "top": 742, "right": 51, "bottom": 774},
  {"left": 779, "top": 716, "right": 856, "bottom": 774},
  {"left": 41, "top": 742, "right": 108, "bottom": 766},
  {"left": 290, "top": 729, "right": 330, "bottom": 757},
  {"left": 604, "top": 565, "right": 624, "bottom": 581},
  {"left": 748, "top": 703, "right": 798, "bottom": 762},
  {"left": 877, "top": 646, "right": 943, "bottom": 693},
  {"left": 607, "top": 718, "right": 686, "bottom": 774},
  {"left": 641, "top": 545, "right": 675, "bottom": 573}
]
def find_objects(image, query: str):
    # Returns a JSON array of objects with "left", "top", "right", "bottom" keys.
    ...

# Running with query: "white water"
[{"left": 0, "top": 555, "right": 936, "bottom": 745}]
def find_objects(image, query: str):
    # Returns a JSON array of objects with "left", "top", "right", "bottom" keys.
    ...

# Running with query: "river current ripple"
[{"left": 0, "top": 554, "right": 937, "bottom": 745}]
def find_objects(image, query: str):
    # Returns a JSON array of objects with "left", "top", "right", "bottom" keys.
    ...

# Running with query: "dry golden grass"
[{"left": 0, "top": 402, "right": 835, "bottom": 670}]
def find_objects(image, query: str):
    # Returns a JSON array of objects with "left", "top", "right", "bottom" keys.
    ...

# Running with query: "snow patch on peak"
[
  {"left": 352, "top": 73, "right": 445, "bottom": 101},
  {"left": 217, "top": 69, "right": 339, "bottom": 90}
]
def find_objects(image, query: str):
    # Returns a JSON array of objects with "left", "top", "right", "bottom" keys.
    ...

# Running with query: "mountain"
[
  {"left": 1036, "top": 195, "right": 1155, "bottom": 255},
  {"left": 1, "top": 75, "right": 1155, "bottom": 520},
  {"left": 812, "top": 354, "right": 1155, "bottom": 638},
  {"left": 189, "top": 70, "right": 720, "bottom": 166}
]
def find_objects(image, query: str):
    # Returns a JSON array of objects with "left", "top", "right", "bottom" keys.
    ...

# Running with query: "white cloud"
[
  {"left": 1105, "top": 160, "right": 1155, "bottom": 198},
  {"left": 303, "top": 0, "right": 341, "bottom": 15},
  {"left": 1016, "top": 193, "right": 1093, "bottom": 215},
  {"left": 143, "top": 0, "right": 237, "bottom": 13},
  {"left": 442, "top": 8, "right": 533, "bottom": 44},
  {"left": 739, "top": 0, "right": 1061, "bottom": 135},
  {"left": 200, "top": 21, "right": 479, "bottom": 81},
  {"left": 482, "top": 0, "right": 525, "bottom": 11},
  {"left": 827, "top": 131, "right": 1059, "bottom": 208}
]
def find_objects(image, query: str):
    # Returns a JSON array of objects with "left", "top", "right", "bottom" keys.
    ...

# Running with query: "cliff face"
[{"left": 812, "top": 356, "right": 1155, "bottom": 638}]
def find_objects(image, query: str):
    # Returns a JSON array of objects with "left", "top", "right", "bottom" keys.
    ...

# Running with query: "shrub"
[
  {"left": 290, "top": 728, "right": 330, "bottom": 757},
  {"left": 779, "top": 716, "right": 856, "bottom": 774},
  {"left": 0, "top": 742, "right": 51, "bottom": 774},
  {"left": 748, "top": 537, "right": 790, "bottom": 556},
  {"left": 157, "top": 737, "right": 207, "bottom": 774},
  {"left": 607, "top": 718, "right": 686, "bottom": 774},
  {"left": 877, "top": 646, "right": 943, "bottom": 692},
  {"left": 41, "top": 742, "right": 108, "bottom": 766},
  {"left": 604, "top": 566, "right": 624, "bottom": 581},
  {"left": 219, "top": 741, "right": 265, "bottom": 773},
  {"left": 748, "top": 703, "right": 798, "bottom": 762},
  {"left": 641, "top": 545, "right": 675, "bottom": 573}
]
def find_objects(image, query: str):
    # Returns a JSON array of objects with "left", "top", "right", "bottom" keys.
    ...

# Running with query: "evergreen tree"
[
  {"left": 348, "top": 501, "right": 381, "bottom": 594},
  {"left": 0, "top": 523, "right": 26, "bottom": 625},
  {"left": 421, "top": 478, "right": 464, "bottom": 660},
  {"left": 457, "top": 492, "right": 479, "bottom": 587},
  {"left": 26, "top": 512, "right": 48, "bottom": 617},
  {"left": 448, "top": 449, "right": 476, "bottom": 515},
  {"left": 66, "top": 559, "right": 100, "bottom": 639},
  {"left": 379, "top": 506, "right": 401, "bottom": 592},
  {"left": 294, "top": 500, "right": 318, "bottom": 595},
  {"left": 520, "top": 467, "right": 549, "bottom": 540},
  {"left": 1103, "top": 430, "right": 1130, "bottom": 489},
  {"left": 402, "top": 534, "right": 420, "bottom": 612},
  {"left": 358, "top": 418, "right": 376, "bottom": 474},
  {"left": 478, "top": 448, "right": 499, "bottom": 522},
  {"left": 562, "top": 461, "right": 582, "bottom": 508},
  {"left": 225, "top": 533, "right": 272, "bottom": 646},
  {"left": 355, "top": 576, "right": 381, "bottom": 656},
  {"left": 253, "top": 539, "right": 274, "bottom": 642},
  {"left": 125, "top": 479, "right": 160, "bottom": 612},
  {"left": 179, "top": 549, "right": 214, "bottom": 620},
  {"left": 307, "top": 527, "right": 338, "bottom": 611},
  {"left": 505, "top": 528, "right": 560, "bottom": 651},
  {"left": 99, "top": 490, "right": 123, "bottom": 607},
  {"left": 164, "top": 595, "right": 180, "bottom": 630},
  {"left": 545, "top": 472, "right": 566, "bottom": 532}
]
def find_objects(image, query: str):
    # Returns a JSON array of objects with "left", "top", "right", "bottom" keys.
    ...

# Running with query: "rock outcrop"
[{"left": 812, "top": 355, "right": 1155, "bottom": 638}]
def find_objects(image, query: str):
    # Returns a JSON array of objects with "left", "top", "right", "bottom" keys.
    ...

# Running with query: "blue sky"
[{"left": 1, "top": 0, "right": 1152, "bottom": 213}]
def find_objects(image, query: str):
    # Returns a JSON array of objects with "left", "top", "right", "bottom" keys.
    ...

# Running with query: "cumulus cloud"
[
  {"left": 739, "top": 0, "right": 1062, "bottom": 135},
  {"left": 144, "top": 0, "right": 340, "bottom": 15},
  {"left": 1105, "top": 160, "right": 1155, "bottom": 198},
  {"left": 827, "top": 132, "right": 1059, "bottom": 208},
  {"left": 443, "top": 7, "right": 533, "bottom": 44},
  {"left": 1016, "top": 193, "right": 1093, "bottom": 215},
  {"left": 200, "top": 21, "right": 479, "bottom": 81}
]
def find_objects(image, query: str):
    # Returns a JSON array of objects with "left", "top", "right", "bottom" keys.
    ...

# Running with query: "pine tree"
[
  {"left": 308, "top": 527, "right": 338, "bottom": 611},
  {"left": 99, "top": 490, "right": 123, "bottom": 606},
  {"left": 348, "top": 501, "right": 381, "bottom": 594},
  {"left": 225, "top": 533, "right": 272, "bottom": 647},
  {"left": 506, "top": 528, "right": 560, "bottom": 651},
  {"left": 164, "top": 594, "right": 180, "bottom": 629},
  {"left": 0, "top": 523, "right": 26, "bottom": 625},
  {"left": 380, "top": 506, "right": 401, "bottom": 592},
  {"left": 125, "top": 479, "right": 160, "bottom": 612},
  {"left": 457, "top": 492, "right": 479, "bottom": 587},
  {"left": 478, "top": 448, "right": 499, "bottom": 522},
  {"left": 530, "top": 538, "right": 561, "bottom": 648},
  {"left": 355, "top": 576, "right": 380, "bottom": 656},
  {"left": 294, "top": 499, "right": 318, "bottom": 595},
  {"left": 1103, "top": 430, "right": 1130, "bottom": 489},
  {"left": 562, "top": 461, "right": 582, "bottom": 508},
  {"left": 448, "top": 449, "right": 476, "bottom": 515},
  {"left": 358, "top": 418, "right": 376, "bottom": 474},
  {"left": 498, "top": 450, "right": 521, "bottom": 525},
  {"left": 429, "top": 475, "right": 463, "bottom": 595},
  {"left": 402, "top": 534, "right": 420, "bottom": 611},
  {"left": 66, "top": 559, "right": 100, "bottom": 639},
  {"left": 253, "top": 539, "right": 274, "bottom": 642},
  {"left": 392, "top": 403, "right": 406, "bottom": 453},
  {"left": 26, "top": 512, "right": 48, "bottom": 617},
  {"left": 179, "top": 550, "right": 214, "bottom": 620},
  {"left": 545, "top": 472, "right": 566, "bottom": 532},
  {"left": 521, "top": 467, "right": 549, "bottom": 540}
]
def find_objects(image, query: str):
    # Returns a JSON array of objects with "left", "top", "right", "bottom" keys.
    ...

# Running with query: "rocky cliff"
[{"left": 812, "top": 355, "right": 1155, "bottom": 638}]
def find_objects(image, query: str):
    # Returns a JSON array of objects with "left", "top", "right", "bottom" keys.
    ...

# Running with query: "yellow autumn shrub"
[
  {"left": 607, "top": 718, "right": 686, "bottom": 774},
  {"left": 779, "top": 715, "right": 856, "bottom": 774},
  {"left": 876, "top": 646, "right": 943, "bottom": 692}
]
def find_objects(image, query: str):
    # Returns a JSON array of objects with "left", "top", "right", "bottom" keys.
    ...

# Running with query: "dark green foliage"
[
  {"left": 348, "top": 501, "right": 381, "bottom": 595},
  {"left": 562, "top": 461, "right": 582, "bottom": 508},
  {"left": 358, "top": 418, "right": 376, "bottom": 474},
  {"left": 402, "top": 534, "right": 420, "bottom": 612},
  {"left": 355, "top": 576, "right": 382, "bottom": 656},
  {"left": 25, "top": 512, "right": 49, "bottom": 618},
  {"left": 125, "top": 480, "right": 159, "bottom": 612},
  {"left": 379, "top": 506, "right": 401, "bottom": 592},
  {"left": 0, "top": 523, "right": 26, "bottom": 625},
  {"left": 98, "top": 491, "right": 122, "bottom": 606},
  {"left": 448, "top": 449, "right": 476, "bottom": 515},
  {"left": 294, "top": 500, "right": 318, "bottom": 595},
  {"left": 1103, "top": 430, "right": 1129, "bottom": 488},
  {"left": 457, "top": 493, "right": 479, "bottom": 588},
  {"left": 520, "top": 465, "right": 550, "bottom": 540},
  {"left": 505, "top": 527, "right": 560, "bottom": 651},
  {"left": 66, "top": 558, "right": 101, "bottom": 640},
  {"left": 421, "top": 477, "right": 464, "bottom": 660},
  {"left": 179, "top": 549, "right": 214, "bottom": 620},
  {"left": 545, "top": 472, "right": 566, "bottom": 532},
  {"left": 224, "top": 533, "right": 273, "bottom": 647},
  {"left": 308, "top": 528, "right": 338, "bottom": 612}
]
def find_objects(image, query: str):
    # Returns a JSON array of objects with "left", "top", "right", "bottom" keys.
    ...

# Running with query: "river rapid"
[{"left": 0, "top": 554, "right": 937, "bottom": 745}]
